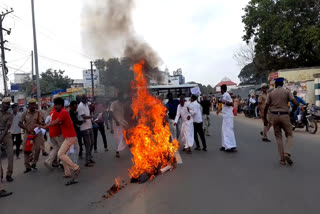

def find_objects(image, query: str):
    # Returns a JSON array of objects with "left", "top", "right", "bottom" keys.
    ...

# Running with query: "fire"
[{"left": 125, "top": 60, "right": 179, "bottom": 181}]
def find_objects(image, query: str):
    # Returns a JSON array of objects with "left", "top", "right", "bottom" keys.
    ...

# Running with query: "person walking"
[
  {"left": 19, "top": 98, "right": 45, "bottom": 173},
  {"left": 258, "top": 83, "right": 272, "bottom": 142},
  {"left": 93, "top": 100, "right": 108, "bottom": 152},
  {"left": 0, "top": 98, "right": 14, "bottom": 182},
  {"left": 174, "top": 95, "right": 194, "bottom": 154},
  {"left": 264, "top": 78, "right": 298, "bottom": 166},
  {"left": 201, "top": 95, "right": 211, "bottom": 136},
  {"left": 41, "top": 97, "right": 80, "bottom": 183},
  {"left": 166, "top": 93, "right": 180, "bottom": 141},
  {"left": 77, "top": 94, "right": 95, "bottom": 167},
  {"left": 190, "top": 94, "right": 207, "bottom": 151},
  {"left": 110, "top": 93, "right": 128, "bottom": 158},
  {"left": 10, "top": 104, "right": 23, "bottom": 160},
  {"left": 219, "top": 85, "right": 237, "bottom": 153},
  {"left": 44, "top": 107, "right": 63, "bottom": 170}
]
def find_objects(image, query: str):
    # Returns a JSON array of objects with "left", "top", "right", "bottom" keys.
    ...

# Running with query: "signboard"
[
  {"left": 83, "top": 69, "right": 99, "bottom": 89},
  {"left": 269, "top": 72, "right": 279, "bottom": 81},
  {"left": 191, "top": 86, "right": 201, "bottom": 96}
]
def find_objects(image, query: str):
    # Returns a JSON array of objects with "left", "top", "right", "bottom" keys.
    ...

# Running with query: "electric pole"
[
  {"left": 0, "top": 8, "right": 14, "bottom": 96},
  {"left": 31, "top": 51, "right": 34, "bottom": 97},
  {"left": 31, "top": 0, "right": 41, "bottom": 107},
  {"left": 90, "top": 61, "right": 95, "bottom": 99}
]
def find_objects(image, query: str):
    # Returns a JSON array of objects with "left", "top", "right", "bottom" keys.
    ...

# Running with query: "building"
[
  {"left": 169, "top": 69, "right": 185, "bottom": 85},
  {"left": 14, "top": 73, "right": 30, "bottom": 84},
  {"left": 269, "top": 67, "right": 320, "bottom": 105},
  {"left": 148, "top": 68, "right": 186, "bottom": 86},
  {"left": 215, "top": 77, "right": 237, "bottom": 92},
  {"left": 71, "top": 79, "right": 84, "bottom": 88}
]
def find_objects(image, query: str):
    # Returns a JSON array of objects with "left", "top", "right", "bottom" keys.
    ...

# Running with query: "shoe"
[
  {"left": 52, "top": 163, "right": 59, "bottom": 168},
  {"left": 24, "top": 168, "right": 32, "bottom": 174},
  {"left": 6, "top": 176, "right": 14, "bottom": 182},
  {"left": 89, "top": 159, "right": 96, "bottom": 164},
  {"left": 186, "top": 148, "right": 192, "bottom": 154},
  {"left": 262, "top": 138, "right": 271, "bottom": 142},
  {"left": 260, "top": 131, "right": 263, "bottom": 136},
  {"left": 44, "top": 162, "right": 54, "bottom": 171},
  {"left": 202, "top": 148, "right": 207, "bottom": 152},
  {"left": 194, "top": 147, "right": 201, "bottom": 151},
  {"left": 42, "top": 151, "right": 49, "bottom": 156},
  {"left": 219, "top": 147, "right": 226, "bottom": 151},
  {"left": 104, "top": 148, "right": 109, "bottom": 152},
  {"left": 31, "top": 164, "right": 38, "bottom": 171},
  {"left": 0, "top": 190, "right": 13, "bottom": 198},
  {"left": 226, "top": 148, "right": 237, "bottom": 153},
  {"left": 85, "top": 163, "right": 94, "bottom": 167},
  {"left": 116, "top": 152, "right": 120, "bottom": 158}
]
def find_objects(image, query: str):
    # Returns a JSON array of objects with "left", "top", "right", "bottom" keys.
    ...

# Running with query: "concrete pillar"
[{"left": 313, "top": 74, "right": 320, "bottom": 106}]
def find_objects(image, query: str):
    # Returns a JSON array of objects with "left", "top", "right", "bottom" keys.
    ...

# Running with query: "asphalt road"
[{"left": 1, "top": 114, "right": 320, "bottom": 214}]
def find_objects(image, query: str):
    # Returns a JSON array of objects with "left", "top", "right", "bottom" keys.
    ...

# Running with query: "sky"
[{"left": 0, "top": 0, "right": 249, "bottom": 93}]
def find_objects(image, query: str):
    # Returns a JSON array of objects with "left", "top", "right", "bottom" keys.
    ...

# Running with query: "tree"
[
  {"left": 20, "top": 69, "right": 72, "bottom": 95},
  {"left": 242, "top": 0, "right": 320, "bottom": 71},
  {"left": 233, "top": 41, "right": 256, "bottom": 67}
]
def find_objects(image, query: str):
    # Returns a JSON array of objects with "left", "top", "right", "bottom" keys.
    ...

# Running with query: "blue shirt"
[
  {"left": 166, "top": 99, "right": 180, "bottom": 120},
  {"left": 290, "top": 96, "right": 306, "bottom": 107}
]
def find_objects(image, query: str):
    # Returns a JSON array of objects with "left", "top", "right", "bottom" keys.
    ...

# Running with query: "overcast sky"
[{"left": 0, "top": 0, "right": 249, "bottom": 93}]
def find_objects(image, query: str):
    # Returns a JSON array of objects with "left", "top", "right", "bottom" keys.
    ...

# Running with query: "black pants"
[
  {"left": 194, "top": 122, "right": 207, "bottom": 149},
  {"left": 93, "top": 122, "right": 108, "bottom": 150},
  {"left": 12, "top": 134, "right": 22, "bottom": 158}
]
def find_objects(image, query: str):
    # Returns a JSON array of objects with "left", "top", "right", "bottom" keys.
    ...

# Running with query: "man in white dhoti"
[
  {"left": 219, "top": 84, "right": 237, "bottom": 153},
  {"left": 174, "top": 96, "right": 194, "bottom": 154},
  {"left": 110, "top": 93, "right": 128, "bottom": 158}
]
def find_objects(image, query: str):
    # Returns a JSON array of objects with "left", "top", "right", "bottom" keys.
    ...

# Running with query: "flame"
[{"left": 125, "top": 60, "right": 179, "bottom": 179}]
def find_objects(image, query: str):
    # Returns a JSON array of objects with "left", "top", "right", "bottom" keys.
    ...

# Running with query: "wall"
[{"left": 279, "top": 67, "right": 320, "bottom": 82}]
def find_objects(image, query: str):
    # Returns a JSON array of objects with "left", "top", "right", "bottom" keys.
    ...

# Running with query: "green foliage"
[
  {"left": 20, "top": 69, "right": 72, "bottom": 95},
  {"left": 240, "top": 0, "right": 320, "bottom": 84}
]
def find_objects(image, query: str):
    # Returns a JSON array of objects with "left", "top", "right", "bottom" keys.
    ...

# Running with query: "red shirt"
[
  {"left": 58, "top": 108, "right": 77, "bottom": 139},
  {"left": 49, "top": 108, "right": 61, "bottom": 137}
]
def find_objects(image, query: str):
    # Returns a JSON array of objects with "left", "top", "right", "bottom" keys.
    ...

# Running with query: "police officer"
[
  {"left": 0, "top": 97, "right": 13, "bottom": 197},
  {"left": 19, "top": 98, "right": 45, "bottom": 173},
  {"left": 264, "top": 78, "right": 298, "bottom": 165}
]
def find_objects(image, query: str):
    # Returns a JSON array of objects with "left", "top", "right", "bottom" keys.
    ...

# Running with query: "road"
[{"left": 1, "top": 114, "right": 320, "bottom": 214}]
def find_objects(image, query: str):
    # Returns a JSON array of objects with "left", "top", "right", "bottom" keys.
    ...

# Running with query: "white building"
[
  {"left": 71, "top": 79, "right": 84, "bottom": 88},
  {"left": 14, "top": 73, "right": 30, "bottom": 84}
]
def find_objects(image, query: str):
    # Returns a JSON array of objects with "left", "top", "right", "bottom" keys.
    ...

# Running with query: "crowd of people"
[{"left": 1, "top": 78, "right": 300, "bottom": 198}]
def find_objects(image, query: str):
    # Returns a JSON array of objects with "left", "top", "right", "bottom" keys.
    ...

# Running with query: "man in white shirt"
[
  {"left": 190, "top": 95, "right": 207, "bottom": 151},
  {"left": 174, "top": 96, "right": 194, "bottom": 154},
  {"left": 220, "top": 84, "right": 237, "bottom": 153},
  {"left": 77, "top": 94, "right": 95, "bottom": 167}
]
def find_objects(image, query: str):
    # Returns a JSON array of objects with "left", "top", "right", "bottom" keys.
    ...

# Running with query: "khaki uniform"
[
  {"left": 266, "top": 87, "right": 295, "bottom": 157},
  {"left": 20, "top": 110, "right": 45, "bottom": 169},
  {"left": 0, "top": 111, "right": 13, "bottom": 180},
  {"left": 258, "top": 92, "right": 272, "bottom": 138}
]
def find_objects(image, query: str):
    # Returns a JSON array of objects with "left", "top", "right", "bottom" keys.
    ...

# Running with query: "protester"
[
  {"left": 190, "top": 95, "right": 207, "bottom": 151},
  {"left": 40, "top": 103, "right": 49, "bottom": 157},
  {"left": 291, "top": 90, "right": 306, "bottom": 124},
  {"left": 110, "top": 93, "right": 128, "bottom": 158},
  {"left": 166, "top": 93, "right": 180, "bottom": 140},
  {"left": 258, "top": 83, "right": 272, "bottom": 142},
  {"left": 219, "top": 85, "right": 237, "bottom": 153},
  {"left": 10, "top": 104, "right": 23, "bottom": 160},
  {"left": 69, "top": 101, "right": 83, "bottom": 159},
  {"left": 93, "top": 100, "right": 108, "bottom": 152},
  {"left": 200, "top": 95, "right": 211, "bottom": 136},
  {"left": 19, "top": 98, "right": 45, "bottom": 173},
  {"left": 264, "top": 78, "right": 298, "bottom": 165},
  {"left": 0, "top": 98, "right": 14, "bottom": 182},
  {"left": 105, "top": 101, "right": 114, "bottom": 134},
  {"left": 41, "top": 97, "right": 80, "bottom": 182},
  {"left": 174, "top": 95, "right": 194, "bottom": 154},
  {"left": 77, "top": 94, "right": 95, "bottom": 167},
  {"left": 44, "top": 106, "right": 63, "bottom": 170}
]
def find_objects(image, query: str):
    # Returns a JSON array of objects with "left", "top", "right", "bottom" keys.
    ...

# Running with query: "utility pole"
[
  {"left": 90, "top": 61, "right": 95, "bottom": 99},
  {"left": 31, "top": 0, "right": 41, "bottom": 108},
  {"left": 0, "top": 8, "right": 14, "bottom": 96},
  {"left": 30, "top": 51, "right": 34, "bottom": 97}
]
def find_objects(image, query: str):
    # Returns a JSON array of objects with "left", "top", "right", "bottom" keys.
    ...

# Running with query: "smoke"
[{"left": 81, "top": 0, "right": 162, "bottom": 68}]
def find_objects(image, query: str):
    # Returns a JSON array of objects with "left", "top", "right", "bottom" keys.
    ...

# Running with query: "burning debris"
[
  {"left": 103, "top": 177, "right": 127, "bottom": 199},
  {"left": 125, "top": 60, "right": 179, "bottom": 183}
]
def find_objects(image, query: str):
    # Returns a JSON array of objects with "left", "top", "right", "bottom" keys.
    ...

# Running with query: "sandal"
[
  {"left": 73, "top": 167, "right": 81, "bottom": 178},
  {"left": 284, "top": 153, "right": 293, "bottom": 166},
  {"left": 280, "top": 159, "right": 286, "bottom": 165}
]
